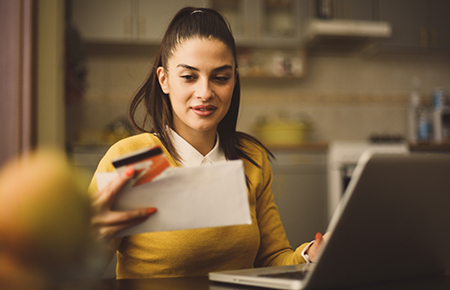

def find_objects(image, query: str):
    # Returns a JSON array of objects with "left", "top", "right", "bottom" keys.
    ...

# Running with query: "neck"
[{"left": 177, "top": 129, "right": 217, "bottom": 156}]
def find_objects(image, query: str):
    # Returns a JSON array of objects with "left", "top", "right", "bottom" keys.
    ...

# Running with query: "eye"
[
  {"left": 214, "top": 76, "right": 231, "bottom": 83},
  {"left": 181, "top": 75, "right": 196, "bottom": 81}
]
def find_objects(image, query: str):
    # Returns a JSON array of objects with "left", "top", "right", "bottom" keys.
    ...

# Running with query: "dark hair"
[{"left": 129, "top": 7, "right": 272, "bottom": 165}]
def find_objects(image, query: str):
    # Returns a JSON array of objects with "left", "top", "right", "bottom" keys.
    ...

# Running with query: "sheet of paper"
[{"left": 96, "top": 160, "right": 251, "bottom": 237}]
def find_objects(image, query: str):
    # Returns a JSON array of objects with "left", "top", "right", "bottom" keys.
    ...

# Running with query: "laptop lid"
[{"left": 210, "top": 152, "right": 450, "bottom": 289}]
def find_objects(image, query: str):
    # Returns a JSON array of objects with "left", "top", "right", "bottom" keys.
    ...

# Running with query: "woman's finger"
[
  {"left": 92, "top": 207, "right": 157, "bottom": 228},
  {"left": 315, "top": 232, "right": 323, "bottom": 246},
  {"left": 306, "top": 232, "right": 322, "bottom": 262},
  {"left": 92, "top": 168, "right": 135, "bottom": 207},
  {"left": 308, "top": 232, "right": 330, "bottom": 262},
  {"left": 96, "top": 218, "right": 147, "bottom": 241},
  {"left": 93, "top": 207, "right": 157, "bottom": 241}
]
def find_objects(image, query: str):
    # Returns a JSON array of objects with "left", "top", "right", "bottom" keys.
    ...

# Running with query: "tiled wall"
[{"left": 68, "top": 45, "right": 450, "bottom": 143}]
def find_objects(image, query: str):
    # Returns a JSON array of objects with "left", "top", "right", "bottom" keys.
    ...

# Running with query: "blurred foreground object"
[{"left": 0, "top": 149, "right": 92, "bottom": 289}]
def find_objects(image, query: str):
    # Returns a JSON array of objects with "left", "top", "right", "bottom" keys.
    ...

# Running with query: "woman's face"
[{"left": 157, "top": 37, "right": 236, "bottom": 140}]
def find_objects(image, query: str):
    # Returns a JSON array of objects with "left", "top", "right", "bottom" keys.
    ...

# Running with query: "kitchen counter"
[
  {"left": 409, "top": 142, "right": 450, "bottom": 153},
  {"left": 265, "top": 141, "right": 450, "bottom": 153},
  {"left": 265, "top": 141, "right": 329, "bottom": 152},
  {"left": 70, "top": 141, "right": 450, "bottom": 162}
]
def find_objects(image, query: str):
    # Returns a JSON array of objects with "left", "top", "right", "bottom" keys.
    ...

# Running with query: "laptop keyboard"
[{"left": 259, "top": 270, "right": 307, "bottom": 280}]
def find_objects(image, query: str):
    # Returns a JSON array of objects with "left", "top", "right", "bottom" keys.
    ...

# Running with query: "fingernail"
[
  {"left": 125, "top": 167, "right": 135, "bottom": 177},
  {"left": 315, "top": 232, "right": 322, "bottom": 241},
  {"left": 146, "top": 207, "right": 157, "bottom": 215}
]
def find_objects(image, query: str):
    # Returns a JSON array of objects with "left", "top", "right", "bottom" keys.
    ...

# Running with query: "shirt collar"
[{"left": 168, "top": 128, "right": 226, "bottom": 167}]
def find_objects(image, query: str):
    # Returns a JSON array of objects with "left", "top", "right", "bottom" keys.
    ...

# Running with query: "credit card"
[{"left": 112, "top": 146, "right": 171, "bottom": 187}]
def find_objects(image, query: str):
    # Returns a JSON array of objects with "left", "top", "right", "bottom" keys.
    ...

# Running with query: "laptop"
[{"left": 209, "top": 151, "right": 450, "bottom": 289}]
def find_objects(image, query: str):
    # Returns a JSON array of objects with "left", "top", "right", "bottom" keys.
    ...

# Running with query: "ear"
[{"left": 157, "top": 67, "right": 169, "bottom": 94}]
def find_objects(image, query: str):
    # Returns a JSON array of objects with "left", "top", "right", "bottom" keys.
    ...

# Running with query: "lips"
[{"left": 191, "top": 105, "right": 217, "bottom": 116}]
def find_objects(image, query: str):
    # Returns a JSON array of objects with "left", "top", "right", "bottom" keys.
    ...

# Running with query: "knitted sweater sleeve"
[
  {"left": 87, "top": 134, "right": 167, "bottom": 264},
  {"left": 248, "top": 143, "right": 309, "bottom": 267}
]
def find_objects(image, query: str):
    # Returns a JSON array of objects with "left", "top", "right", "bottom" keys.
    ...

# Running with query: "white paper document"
[{"left": 96, "top": 160, "right": 251, "bottom": 237}]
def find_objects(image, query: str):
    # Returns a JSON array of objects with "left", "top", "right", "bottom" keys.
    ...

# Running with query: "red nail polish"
[
  {"left": 315, "top": 232, "right": 322, "bottom": 241},
  {"left": 125, "top": 167, "right": 135, "bottom": 177},
  {"left": 147, "top": 207, "right": 157, "bottom": 215}
]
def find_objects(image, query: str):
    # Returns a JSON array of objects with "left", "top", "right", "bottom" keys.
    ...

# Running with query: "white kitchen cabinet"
[
  {"left": 72, "top": 0, "right": 303, "bottom": 47},
  {"left": 72, "top": 0, "right": 133, "bottom": 42},
  {"left": 209, "top": 0, "right": 302, "bottom": 47},
  {"left": 377, "top": 0, "right": 450, "bottom": 51},
  {"left": 71, "top": 0, "right": 306, "bottom": 79},
  {"left": 137, "top": 0, "right": 209, "bottom": 42},
  {"left": 72, "top": 0, "right": 209, "bottom": 43},
  {"left": 271, "top": 151, "right": 328, "bottom": 247},
  {"left": 299, "top": 0, "right": 392, "bottom": 53},
  {"left": 322, "top": 0, "right": 374, "bottom": 20}
]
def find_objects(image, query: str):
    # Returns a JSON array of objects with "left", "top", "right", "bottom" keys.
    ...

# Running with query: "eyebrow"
[{"left": 177, "top": 64, "right": 233, "bottom": 72}]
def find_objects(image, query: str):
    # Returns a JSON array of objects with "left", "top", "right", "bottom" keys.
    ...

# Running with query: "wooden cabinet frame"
[{"left": 0, "top": 0, "right": 36, "bottom": 166}]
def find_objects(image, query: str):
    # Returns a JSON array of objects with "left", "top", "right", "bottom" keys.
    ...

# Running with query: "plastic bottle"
[
  {"left": 432, "top": 88, "right": 449, "bottom": 143},
  {"left": 432, "top": 88, "right": 447, "bottom": 110},
  {"left": 417, "top": 102, "right": 431, "bottom": 142},
  {"left": 407, "top": 77, "right": 421, "bottom": 142}
]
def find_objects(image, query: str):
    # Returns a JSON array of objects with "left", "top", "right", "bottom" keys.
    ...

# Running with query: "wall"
[
  {"left": 37, "top": 0, "right": 66, "bottom": 149},
  {"left": 68, "top": 45, "right": 450, "bottom": 144},
  {"left": 240, "top": 52, "right": 450, "bottom": 141}
]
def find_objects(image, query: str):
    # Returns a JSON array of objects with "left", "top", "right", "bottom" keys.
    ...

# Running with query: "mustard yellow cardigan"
[{"left": 89, "top": 133, "right": 308, "bottom": 279}]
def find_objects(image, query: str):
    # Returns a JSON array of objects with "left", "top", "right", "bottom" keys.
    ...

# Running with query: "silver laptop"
[{"left": 209, "top": 152, "right": 450, "bottom": 289}]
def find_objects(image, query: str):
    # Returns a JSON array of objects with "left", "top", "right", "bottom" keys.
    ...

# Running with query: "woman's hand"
[
  {"left": 306, "top": 232, "right": 330, "bottom": 262},
  {"left": 91, "top": 168, "right": 157, "bottom": 242}
]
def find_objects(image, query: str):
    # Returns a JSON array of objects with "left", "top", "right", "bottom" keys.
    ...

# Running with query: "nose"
[{"left": 195, "top": 78, "right": 213, "bottom": 101}]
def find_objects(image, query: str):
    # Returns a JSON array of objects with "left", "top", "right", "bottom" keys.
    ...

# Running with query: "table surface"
[{"left": 63, "top": 274, "right": 450, "bottom": 290}]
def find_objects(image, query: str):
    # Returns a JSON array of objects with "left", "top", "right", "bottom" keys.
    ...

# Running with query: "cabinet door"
[
  {"left": 255, "top": 0, "right": 301, "bottom": 45},
  {"left": 137, "top": 0, "right": 210, "bottom": 42},
  {"left": 209, "top": 0, "right": 248, "bottom": 42},
  {"left": 271, "top": 152, "right": 328, "bottom": 247},
  {"left": 72, "top": 0, "right": 133, "bottom": 42},
  {"left": 210, "top": 0, "right": 301, "bottom": 46},
  {"left": 429, "top": 0, "right": 450, "bottom": 49},
  {"left": 273, "top": 171, "right": 328, "bottom": 247},
  {"left": 333, "top": 0, "right": 374, "bottom": 20},
  {"left": 377, "top": 0, "right": 429, "bottom": 49}
]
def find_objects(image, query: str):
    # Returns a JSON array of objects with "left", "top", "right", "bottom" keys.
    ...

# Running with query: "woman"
[{"left": 89, "top": 7, "right": 325, "bottom": 279}]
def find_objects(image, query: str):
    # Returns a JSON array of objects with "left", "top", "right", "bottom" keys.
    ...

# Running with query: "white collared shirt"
[{"left": 167, "top": 128, "right": 226, "bottom": 167}]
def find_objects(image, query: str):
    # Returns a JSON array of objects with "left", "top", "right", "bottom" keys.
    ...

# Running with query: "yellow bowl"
[{"left": 255, "top": 121, "right": 310, "bottom": 145}]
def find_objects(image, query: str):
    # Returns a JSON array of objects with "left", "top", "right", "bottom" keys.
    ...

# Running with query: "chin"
[{"left": 191, "top": 123, "right": 218, "bottom": 133}]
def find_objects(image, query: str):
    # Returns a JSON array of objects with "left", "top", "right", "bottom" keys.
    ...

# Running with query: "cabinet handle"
[
  {"left": 419, "top": 27, "right": 428, "bottom": 48},
  {"left": 430, "top": 28, "right": 438, "bottom": 49}
]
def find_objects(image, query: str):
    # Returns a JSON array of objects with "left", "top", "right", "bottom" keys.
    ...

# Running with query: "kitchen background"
[
  {"left": 65, "top": 0, "right": 450, "bottom": 249},
  {"left": 67, "top": 0, "right": 450, "bottom": 145},
  {"left": 69, "top": 51, "right": 450, "bottom": 143}
]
